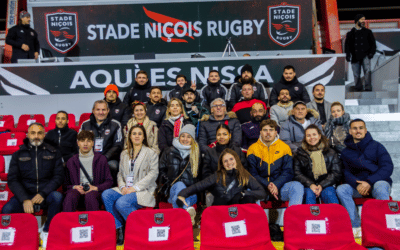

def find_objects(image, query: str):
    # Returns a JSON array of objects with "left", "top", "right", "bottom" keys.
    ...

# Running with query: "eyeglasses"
[{"left": 211, "top": 104, "right": 226, "bottom": 109}]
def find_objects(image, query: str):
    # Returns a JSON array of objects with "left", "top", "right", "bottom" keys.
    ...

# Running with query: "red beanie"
[{"left": 104, "top": 84, "right": 119, "bottom": 97}]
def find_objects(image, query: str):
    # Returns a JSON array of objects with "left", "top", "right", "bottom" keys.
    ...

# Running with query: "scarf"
[
  {"left": 172, "top": 138, "right": 199, "bottom": 178},
  {"left": 304, "top": 143, "right": 327, "bottom": 180},
  {"left": 172, "top": 138, "right": 191, "bottom": 159},
  {"left": 277, "top": 101, "right": 293, "bottom": 108},
  {"left": 169, "top": 115, "right": 183, "bottom": 138},
  {"left": 324, "top": 113, "right": 351, "bottom": 139}
]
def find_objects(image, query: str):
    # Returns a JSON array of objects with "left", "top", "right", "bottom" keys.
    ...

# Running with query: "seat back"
[
  {"left": 284, "top": 204, "right": 365, "bottom": 250},
  {"left": 124, "top": 208, "right": 194, "bottom": 250},
  {"left": 78, "top": 113, "right": 91, "bottom": 130},
  {"left": 0, "top": 115, "right": 14, "bottom": 132},
  {"left": 200, "top": 204, "right": 276, "bottom": 250},
  {"left": 15, "top": 114, "right": 45, "bottom": 133},
  {"left": 362, "top": 199, "right": 400, "bottom": 250},
  {"left": 46, "top": 113, "right": 76, "bottom": 131},
  {"left": 46, "top": 211, "right": 116, "bottom": 250},
  {"left": 0, "top": 183, "right": 14, "bottom": 212},
  {"left": 0, "top": 213, "right": 38, "bottom": 250},
  {"left": 0, "top": 132, "right": 26, "bottom": 155}
]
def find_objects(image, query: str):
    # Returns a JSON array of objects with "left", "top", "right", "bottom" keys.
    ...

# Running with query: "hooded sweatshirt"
[{"left": 123, "top": 81, "right": 152, "bottom": 106}]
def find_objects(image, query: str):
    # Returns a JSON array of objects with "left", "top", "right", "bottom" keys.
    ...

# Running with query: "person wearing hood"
[
  {"left": 200, "top": 70, "right": 229, "bottom": 110},
  {"left": 269, "top": 65, "right": 311, "bottom": 106},
  {"left": 182, "top": 87, "right": 210, "bottom": 127},
  {"left": 241, "top": 102, "right": 269, "bottom": 151},
  {"left": 226, "top": 64, "right": 268, "bottom": 110},
  {"left": 306, "top": 84, "right": 331, "bottom": 126},
  {"left": 280, "top": 101, "right": 323, "bottom": 153},
  {"left": 336, "top": 119, "right": 393, "bottom": 237},
  {"left": 247, "top": 119, "right": 304, "bottom": 207},
  {"left": 324, "top": 102, "right": 351, "bottom": 154},
  {"left": 104, "top": 84, "right": 131, "bottom": 129},
  {"left": 6, "top": 11, "right": 40, "bottom": 63},
  {"left": 168, "top": 74, "right": 201, "bottom": 102},
  {"left": 198, "top": 98, "right": 242, "bottom": 153},
  {"left": 146, "top": 86, "right": 167, "bottom": 128},
  {"left": 270, "top": 88, "right": 293, "bottom": 127},
  {"left": 123, "top": 70, "right": 152, "bottom": 107}
]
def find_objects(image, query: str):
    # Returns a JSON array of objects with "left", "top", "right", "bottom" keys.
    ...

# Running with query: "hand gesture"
[
  {"left": 31, "top": 194, "right": 44, "bottom": 204},
  {"left": 190, "top": 81, "right": 196, "bottom": 91},
  {"left": 74, "top": 185, "right": 85, "bottom": 195},
  {"left": 85, "top": 184, "right": 98, "bottom": 194},
  {"left": 268, "top": 182, "right": 279, "bottom": 200},
  {"left": 356, "top": 181, "right": 371, "bottom": 196},
  {"left": 21, "top": 44, "right": 29, "bottom": 51}
]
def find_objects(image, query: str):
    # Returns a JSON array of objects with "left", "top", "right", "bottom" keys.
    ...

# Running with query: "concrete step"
[
  {"left": 345, "top": 90, "right": 398, "bottom": 99},
  {"left": 381, "top": 142, "right": 400, "bottom": 155},
  {"left": 346, "top": 99, "right": 398, "bottom": 106},
  {"left": 345, "top": 105, "right": 390, "bottom": 114},
  {"left": 369, "top": 131, "right": 400, "bottom": 142},
  {"left": 364, "top": 121, "right": 400, "bottom": 132}
]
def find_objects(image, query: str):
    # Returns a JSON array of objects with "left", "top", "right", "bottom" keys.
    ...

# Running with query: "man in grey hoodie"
[{"left": 270, "top": 88, "right": 293, "bottom": 127}]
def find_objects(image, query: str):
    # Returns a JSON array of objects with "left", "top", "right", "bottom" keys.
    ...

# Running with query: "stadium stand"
[
  {"left": 0, "top": 132, "right": 26, "bottom": 155},
  {"left": 0, "top": 182, "right": 14, "bottom": 212},
  {"left": 0, "top": 213, "right": 39, "bottom": 250},
  {"left": 0, "top": 115, "right": 14, "bottom": 132},
  {"left": 13, "top": 114, "right": 45, "bottom": 133},
  {"left": 77, "top": 113, "right": 91, "bottom": 131},
  {"left": 45, "top": 113, "right": 77, "bottom": 132}
]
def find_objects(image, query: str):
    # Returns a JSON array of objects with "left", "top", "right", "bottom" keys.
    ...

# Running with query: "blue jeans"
[
  {"left": 264, "top": 181, "right": 304, "bottom": 207},
  {"left": 101, "top": 189, "right": 142, "bottom": 229},
  {"left": 305, "top": 186, "right": 339, "bottom": 204},
  {"left": 168, "top": 181, "right": 197, "bottom": 209},
  {"left": 351, "top": 57, "right": 371, "bottom": 90},
  {"left": 336, "top": 181, "right": 390, "bottom": 228},
  {"left": 1, "top": 191, "right": 63, "bottom": 232}
]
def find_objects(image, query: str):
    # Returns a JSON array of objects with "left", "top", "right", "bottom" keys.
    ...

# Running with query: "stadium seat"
[
  {"left": 0, "top": 115, "right": 15, "bottom": 132},
  {"left": 260, "top": 200, "right": 289, "bottom": 209},
  {"left": 0, "top": 132, "right": 26, "bottom": 155},
  {"left": 45, "top": 113, "right": 77, "bottom": 132},
  {"left": 200, "top": 204, "right": 276, "bottom": 250},
  {"left": 158, "top": 201, "right": 198, "bottom": 211},
  {"left": 361, "top": 199, "right": 400, "bottom": 249},
  {"left": 0, "top": 183, "right": 14, "bottom": 212},
  {"left": 124, "top": 208, "right": 194, "bottom": 250},
  {"left": 77, "top": 113, "right": 91, "bottom": 131},
  {"left": 46, "top": 211, "right": 116, "bottom": 250},
  {"left": 0, "top": 156, "right": 6, "bottom": 181},
  {"left": 0, "top": 213, "right": 38, "bottom": 250},
  {"left": 284, "top": 204, "right": 366, "bottom": 250},
  {"left": 13, "top": 114, "right": 45, "bottom": 133}
]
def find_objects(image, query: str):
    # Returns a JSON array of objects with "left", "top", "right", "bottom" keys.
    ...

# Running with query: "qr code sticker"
[
  {"left": 312, "top": 224, "right": 321, "bottom": 233},
  {"left": 79, "top": 229, "right": 89, "bottom": 239},
  {"left": 395, "top": 218, "right": 400, "bottom": 228},
  {"left": 157, "top": 229, "right": 165, "bottom": 238},
  {"left": 1, "top": 232, "right": 10, "bottom": 242},
  {"left": 231, "top": 225, "right": 241, "bottom": 235}
]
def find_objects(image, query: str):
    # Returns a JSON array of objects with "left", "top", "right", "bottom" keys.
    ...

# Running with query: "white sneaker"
[
  {"left": 186, "top": 206, "right": 196, "bottom": 226},
  {"left": 352, "top": 227, "right": 362, "bottom": 238},
  {"left": 40, "top": 231, "right": 49, "bottom": 248}
]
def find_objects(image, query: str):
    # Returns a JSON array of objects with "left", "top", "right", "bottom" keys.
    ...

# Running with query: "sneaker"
[
  {"left": 352, "top": 227, "right": 362, "bottom": 238},
  {"left": 40, "top": 231, "right": 49, "bottom": 248},
  {"left": 186, "top": 206, "right": 196, "bottom": 226}
]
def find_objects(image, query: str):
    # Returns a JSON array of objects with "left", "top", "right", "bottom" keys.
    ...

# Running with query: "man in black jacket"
[
  {"left": 44, "top": 111, "right": 78, "bottom": 165},
  {"left": 200, "top": 70, "right": 228, "bottom": 110},
  {"left": 104, "top": 84, "right": 131, "bottom": 129},
  {"left": 168, "top": 74, "right": 201, "bottom": 102},
  {"left": 6, "top": 11, "right": 40, "bottom": 63},
  {"left": 345, "top": 14, "right": 376, "bottom": 91},
  {"left": 146, "top": 86, "right": 167, "bottom": 128},
  {"left": 123, "top": 70, "right": 151, "bottom": 107},
  {"left": 2, "top": 123, "right": 63, "bottom": 238}
]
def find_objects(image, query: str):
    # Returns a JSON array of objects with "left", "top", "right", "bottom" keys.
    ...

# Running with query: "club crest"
[
  {"left": 268, "top": 2, "right": 300, "bottom": 47},
  {"left": 154, "top": 213, "right": 164, "bottom": 224},
  {"left": 228, "top": 206, "right": 238, "bottom": 218},
  {"left": 388, "top": 202, "right": 399, "bottom": 212},
  {"left": 155, "top": 109, "right": 160, "bottom": 115},
  {"left": 79, "top": 213, "right": 88, "bottom": 225},
  {"left": 105, "top": 129, "right": 110, "bottom": 135},
  {"left": 115, "top": 109, "right": 120, "bottom": 114},
  {"left": 0, "top": 184, "right": 5, "bottom": 191},
  {"left": 1, "top": 215, "right": 11, "bottom": 227},
  {"left": 310, "top": 206, "right": 320, "bottom": 216}
]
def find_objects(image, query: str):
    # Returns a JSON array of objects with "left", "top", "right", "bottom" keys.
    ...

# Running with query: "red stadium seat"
[
  {"left": 362, "top": 199, "right": 400, "bottom": 250},
  {"left": 260, "top": 200, "right": 289, "bottom": 209},
  {"left": 0, "top": 213, "right": 38, "bottom": 250},
  {"left": 124, "top": 208, "right": 194, "bottom": 250},
  {"left": 45, "top": 113, "right": 77, "bottom": 132},
  {"left": 0, "top": 115, "right": 15, "bottom": 132},
  {"left": 0, "top": 183, "right": 14, "bottom": 212},
  {"left": 0, "top": 132, "right": 26, "bottom": 155},
  {"left": 78, "top": 113, "right": 91, "bottom": 131},
  {"left": 46, "top": 211, "right": 116, "bottom": 250},
  {"left": 200, "top": 204, "right": 276, "bottom": 250},
  {"left": 158, "top": 201, "right": 198, "bottom": 211},
  {"left": 13, "top": 114, "right": 45, "bottom": 133},
  {"left": 284, "top": 204, "right": 366, "bottom": 250},
  {"left": 0, "top": 156, "right": 6, "bottom": 181}
]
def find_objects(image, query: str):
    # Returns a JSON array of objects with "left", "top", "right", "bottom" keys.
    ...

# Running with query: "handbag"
[{"left": 156, "top": 161, "right": 190, "bottom": 199}]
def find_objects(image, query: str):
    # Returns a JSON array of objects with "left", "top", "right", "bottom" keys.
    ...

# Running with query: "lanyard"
[{"left": 130, "top": 148, "right": 141, "bottom": 173}]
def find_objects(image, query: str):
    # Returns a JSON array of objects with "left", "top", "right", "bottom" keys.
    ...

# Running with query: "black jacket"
[
  {"left": 123, "top": 81, "right": 151, "bottom": 106},
  {"left": 8, "top": 139, "right": 64, "bottom": 203},
  {"left": 6, "top": 24, "right": 40, "bottom": 63},
  {"left": 269, "top": 76, "right": 311, "bottom": 106},
  {"left": 202, "top": 143, "right": 247, "bottom": 180},
  {"left": 226, "top": 79, "right": 268, "bottom": 110},
  {"left": 159, "top": 146, "right": 199, "bottom": 188},
  {"left": 80, "top": 114, "right": 123, "bottom": 161},
  {"left": 199, "top": 80, "right": 229, "bottom": 110},
  {"left": 158, "top": 118, "right": 193, "bottom": 154},
  {"left": 168, "top": 83, "right": 201, "bottom": 103},
  {"left": 178, "top": 169, "right": 266, "bottom": 203},
  {"left": 293, "top": 147, "right": 342, "bottom": 188},
  {"left": 106, "top": 97, "right": 131, "bottom": 129},
  {"left": 146, "top": 99, "right": 168, "bottom": 128},
  {"left": 345, "top": 27, "right": 376, "bottom": 63},
  {"left": 44, "top": 125, "right": 78, "bottom": 164}
]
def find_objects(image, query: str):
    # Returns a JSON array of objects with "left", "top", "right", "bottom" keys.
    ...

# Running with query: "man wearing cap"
[
  {"left": 104, "top": 84, "right": 131, "bottom": 129},
  {"left": 345, "top": 14, "right": 376, "bottom": 91},
  {"left": 6, "top": 11, "right": 40, "bottom": 63},
  {"left": 182, "top": 87, "right": 209, "bottom": 127},
  {"left": 226, "top": 64, "right": 268, "bottom": 110}
]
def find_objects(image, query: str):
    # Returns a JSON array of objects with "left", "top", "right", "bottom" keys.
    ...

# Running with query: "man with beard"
[
  {"left": 168, "top": 74, "right": 201, "bottom": 102},
  {"left": 104, "top": 84, "right": 131, "bottom": 129},
  {"left": 307, "top": 84, "right": 331, "bottom": 126},
  {"left": 270, "top": 88, "right": 293, "bottom": 126},
  {"left": 6, "top": 11, "right": 40, "bottom": 63},
  {"left": 3, "top": 123, "right": 63, "bottom": 244},
  {"left": 241, "top": 102, "right": 269, "bottom": 151},
  {"left": 345, "top": 14, "right": 376, "bottom": 91},
  {"left": 200, "top": 70, "right": 228, "bottom": 110},
  {"left": 231, "top": 83, "right": 268, "bottom": 124},
  {"left": 227, "top": 64, "right": 268, "bottom": 110},
  {"left": 182, "top": 88, "right": 209, "bottom": 127},
  {"left": 123, "top": 70, "right": 151, "bottom": 106},
  {"left": 269, "top": 65, "right": 310, "bottom": 106},
  {"left": 146, "top": 86, "right": 167, "bottom": 128}
]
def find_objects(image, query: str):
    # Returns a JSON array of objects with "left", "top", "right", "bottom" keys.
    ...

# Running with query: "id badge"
[
  {"left": 126, "top": 176, "right": 134, "bottom": 187},
  {"left": 94, "top": 138, "right": 104, "bottom": 152}
]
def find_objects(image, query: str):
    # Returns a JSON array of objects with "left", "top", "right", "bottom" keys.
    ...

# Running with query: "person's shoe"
[
  {"left": 349, "top": 86, "right": 363, "bottom": 92},
  {"left": 186, "top": 206, "right": 196, "bottom": 226},
  {"left": 40, "top": 231, "right": 49, "bottom": 248},
  {"left": 352, "top": 227, "right": 362, "bottom": 238},
  {"left": 116, "top": 227, "right": 124, "bottom": 246},
  {"left": 364, "top": 87, "right": 372, "bottom": 91}
]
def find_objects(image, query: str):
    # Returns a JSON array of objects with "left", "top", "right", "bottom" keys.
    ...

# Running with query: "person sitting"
[
  {"left": 146, "top": 86, "right": 168, "bottom": 128},
  {"left": 198, "top": 98, "right": 241, "bottom": 153},
  {"left": 102, "top": 125, "right": 159, "bottom": 245},
  {"left": 270, "top": 88, "right": 293, "bottom": 127},
  {"left": 280, "top": 101, "right": 322, "bottom": 153},
  {"left": 159, "top": 124, "right": 200, "bottom": 225},
  {"left": 200, "top": 70, "right": 228, "bottom": 110},
  {"left": 293, "top": 125, "right": 341, "bottom": 204},
  {"left": 63, "top": 130, "right": 113, "bottom": 212},
  {"left": 177, "top": 148, "right": 266, "bottom": 208},
  {"left": 158, "top": 98, "right": 192, "bottom": 153},
  {"left": 168, "top": 74, "right": 200, "bottom": 102},
  {"left": 123, "top": 70, "right": 151, "bottom": 106},
  {"left": 125, "top": 101, "right": 159, "bottom": 154},
  {"left": 182, "top": 87, "right": 210, "bottom": 127},
  {"left": 324, "top": 102, "right": 351, "bottom": 154},
  {"left": 247, "top": 120, "right": 304, "bottom": 206},
  {"left": 306, "top": 84, "right": 331, "bottom": 127},
  {"left": 104, "top": 84, "right": 131, "bottom": 129},
  {"left": 241, "top": 102, "right": 269, "bottom": 151}
]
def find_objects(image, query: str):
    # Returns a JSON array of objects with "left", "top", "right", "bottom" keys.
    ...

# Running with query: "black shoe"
[
  {"left": 349, "top": 86, "right": 363, "bottom": 92},
  {"left": 116, "top": 227, "right": 124, "bottom": 246},
  {"left": 364, "top": 87, "right": 372, "bottom": 91}
]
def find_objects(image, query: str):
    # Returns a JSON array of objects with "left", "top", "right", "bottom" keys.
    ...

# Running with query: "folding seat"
[
  {"left": 13, "top": 114, "right": 45, "bottom": 133},
  {"left": 0, "top": 132, "right": 26, "bottom": 155},
  {"left": 158, "top": 201, "right": 198, "bottom": 210},
  {"left": 201, "top": 204, "right": 276, "bottom": 250},
  {"left": 284, "top": 204, "right": 366, "bottom": 250},
  {"left": 77, "top": 113, "right": 91, "bottom": 131},
  {"left": 0, "top": 156, "right": 6, "bottom": 181},
  {"left": 0, "top": 213, "right": 38, "bottom": 250},
  {"left": 124, "top": 208, "right": 194, "bottom": 250},
  {"left": 0, "top": 115, "right": 15, "bottom": 132},
  {"left": 361, "top": 199, "right": 400, "bottom": 250},
  {"left": 46, "top": 211, "right": 116, "bottom": 250},
  {"left": 45, "top": 113, "right": 77, "bottom": 132},
  {"left": 0, "top": 183, "right": 14, "bottom": 212}
]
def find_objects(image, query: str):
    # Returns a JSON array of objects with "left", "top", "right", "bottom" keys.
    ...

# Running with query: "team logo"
[
  {"left": 45, "top": 9, "right": 79, "bottom": 53},
  {"left": 388, "top": 202, "right": 399, "bottom": 212},
  {"left": 0, "top": 184, "right": 5, "bottom": 191},
  {"left": 268, "top": 2, "right": 300, "bottom": 47},
  {"left": 294, "top": 87, "right": 299, "bottom": 91},
  {"left": 310, "top": 206, "right": 320, "bottom": 216},
  {"left": 217, "top": 89, "right": 220, "bottom": 94},
  {"left": 253, "top": 86, "right": 257, "bottom": 91},
  {"left": 154, "top": 213, "right": 164, "bottom": 224},
  {"left": 228, "top": 206, "right": 238, "bottom": 218},
  {"left": 1, "top": 215, "right": 11, "bottom": 227},
  {"left": 105, "top": 129, "right": 110, "bottom": 135},
  {"left": 115, "top": 109, "right": 120, "bottom": 114},
  {"left": 31, "top": 32, "right": 34, "bottom": 36},
  {"left": 147, "top": 93, "right": 150, "bottom": 97},
  {"left": 79, "top": 214, "right": 88, "bottom": 225},
  {"left": 155, "top": 109, "right": 160, "bottom": 115}
]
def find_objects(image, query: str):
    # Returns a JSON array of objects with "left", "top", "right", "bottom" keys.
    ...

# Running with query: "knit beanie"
[
  {"left": 179, "top": 124, "right": 196, "bottom": 140},
  {"left": 241, "top": 64, "right": 253, "bottom": 76},
  {"left": 104, "top": 84, "right": 119, "bottom": 97},
  {"left": 20, "top": 11, "right": 30, "bottom": 19},
  {"left": 354, "top": 14, "right": 365, "bottom": 24}
]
